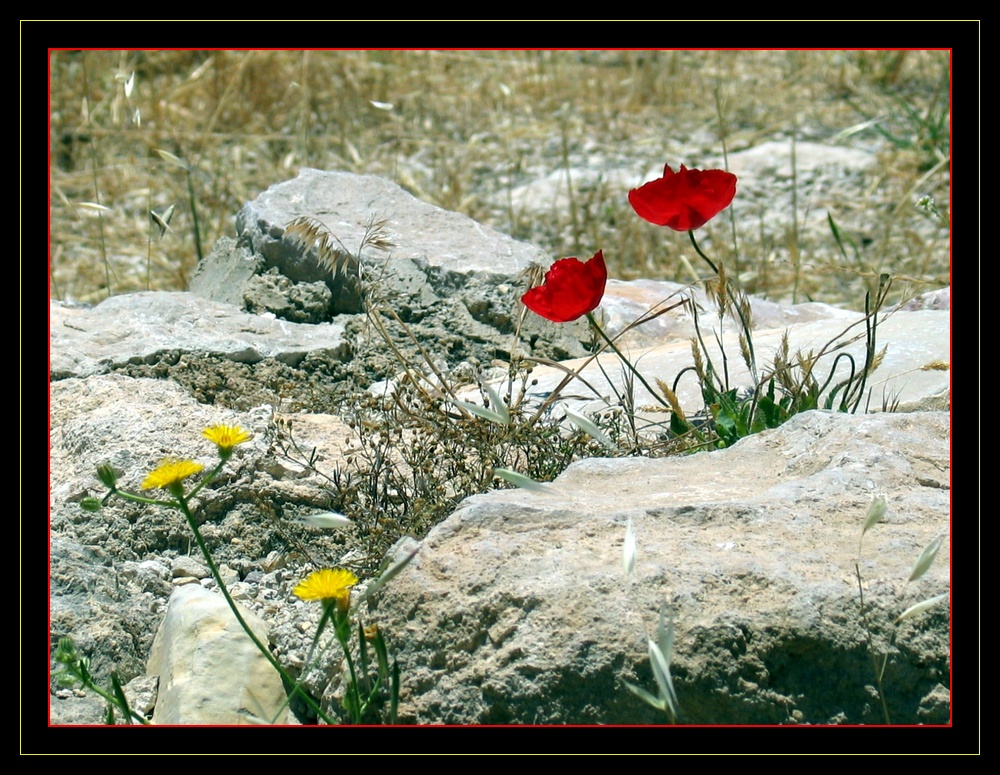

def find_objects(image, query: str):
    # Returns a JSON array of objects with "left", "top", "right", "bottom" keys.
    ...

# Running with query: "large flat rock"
[
  {"left": 377, "top": 410, "right": 951, "bottom": 724},
  {"left": 50, "top": 292, "right": 350, "bottom": 379}
]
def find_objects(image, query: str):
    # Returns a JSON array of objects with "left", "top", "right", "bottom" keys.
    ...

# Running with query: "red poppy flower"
[
  {"left": 521, "top": 250, "right": 607, "bottom": 323},
  {"left": 628, "top": 164, "right": 737, "bottom": 231}
]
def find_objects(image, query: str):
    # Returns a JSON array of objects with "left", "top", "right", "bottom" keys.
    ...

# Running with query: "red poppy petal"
[
  {"left": 521, "top": 250, "right": 607, "bottom": 323},
  {"left": 629, "top": 165, "right": 737, "bottom": 231}
]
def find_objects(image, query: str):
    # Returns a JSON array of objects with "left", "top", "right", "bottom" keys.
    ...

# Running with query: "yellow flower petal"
[
  {"left": 293, "top": 568, "right": 359, "bottom": 604},
  {"left": 203, "top": 425, "right": 253, "bottom": 450},
  {"left": 141, "top": 459, "right": 204, "bottom": 490}
]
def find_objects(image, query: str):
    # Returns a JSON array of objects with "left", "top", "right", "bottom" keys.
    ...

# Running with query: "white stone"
[{"left": 147, "top": 584, "right": 288, "bottom": 724}]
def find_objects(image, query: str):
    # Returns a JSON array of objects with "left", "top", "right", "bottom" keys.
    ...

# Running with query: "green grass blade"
[
  {"left": 565, "top": 407, "right": 615, "bottom": 450},
  {"left": 454, "top": 400, "right": 509, "bottom": 426},
  {"left": 493, "top": 468, "right": 554, "bottom": 494},
  {"left": 624, "top": 680, "right": 667, "bottom": 712}
]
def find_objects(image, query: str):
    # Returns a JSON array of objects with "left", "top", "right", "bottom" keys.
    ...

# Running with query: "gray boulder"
[{"left": 375, "top": 410, "right": 950, "bottom": 724}]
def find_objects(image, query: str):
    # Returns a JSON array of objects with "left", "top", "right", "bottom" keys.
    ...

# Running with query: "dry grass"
[{"left": 50, "top": 49, "right": 949, "bottom": 308}]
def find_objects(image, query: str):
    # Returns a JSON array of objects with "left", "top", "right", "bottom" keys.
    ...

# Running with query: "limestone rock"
[
  {"left": 49, "top": 292, "right": 350, "bottom": 380},
  {"left": 147, "top": 584, "right": 288, "bottom": 725},
  {"left": 234, "top": 167, "right": 551, "bottom": 290},
  {"left": 375, "top": 410, "right": 950, "bottom": 724},
  {"left": 187, "top": 169, "right": 603, "bottom": 367},
  {"left": 48, "top": 169, "right": 951, "bottom": 725}
]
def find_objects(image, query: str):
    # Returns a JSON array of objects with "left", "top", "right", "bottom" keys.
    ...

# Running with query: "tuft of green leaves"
[{"left": 53, "top": 637, "right": 149, "bottom": 725}]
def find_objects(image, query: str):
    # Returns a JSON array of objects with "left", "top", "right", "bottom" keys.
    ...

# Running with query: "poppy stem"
[
  {"left": 585, "top": 313, "right": 671, "bottom": 411},
  {"left": 687, "top": 230, "right": 719, "bottom": 275},
  {"left": 687, "top": 228, "right": 761, "bottom": 397}
]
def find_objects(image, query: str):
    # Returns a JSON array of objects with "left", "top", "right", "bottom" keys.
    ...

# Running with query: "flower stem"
[
  {"left": 69, "top": 666, "right": 150, "bottom": 724},
  {"left": 687, "top": 229, "right": 719, "bottom": 274},
  {"left": 687, "top": 230, "right": 759, "bottom": 386},
  {"left": 340, "top": 635, "right": 363, "bottom": 723},
  {"left": 586, "top": 313, "right": 671, "bottom": 411},
  {"left": 177, "top": 493, "right": 334, "bottom": 724}
]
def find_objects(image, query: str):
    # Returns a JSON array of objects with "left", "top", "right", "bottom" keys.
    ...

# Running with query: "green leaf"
[
  {"left": 373, "top": 628, "right": 390, "bottom": 682},
  {"left": 493, "top": 468, "right": 554, "bottom": 494},
  {"left": 565, "top": 407, "right": 615, "bottom": 450},
  {"left": 109, "top": 672, "right": 134, "bottom": 725},
  {"left": 624, "top": 680, "right": 667, "bottom": 711},
  {"left": 343, "top": 688, "right": 358, "bottom": 721},
  {"left": 827, "top": 212, "right": 855, "bottom": 262},
  {"left": 651, "top": 607, "right": 679, "bottom": 721},
  {"left": 455, "top": 400, "right": 509, "bottom": 426},
  {"left": 481, "top": 381, "right": 511, "bottom": 425},
  {"left": 357, "top": 545, "right": 420, "bottom": 604},
  {"left": 712, "top": 407, "right": 739, "bottom": 446},
  {"left": 295, "top": 512, "right": 354, "bottom": 529},
  {"left": 390, "top": 660, "right": 401, "bottom": 724},
  {"left": 357, "top": 621, "right": 372, "bottom": 692},
  {"left": 757, "top": 394, "right": 782, "bottom": 429},
  {"left": 669, "top": 413, "right": 690, "bottom": 436}
]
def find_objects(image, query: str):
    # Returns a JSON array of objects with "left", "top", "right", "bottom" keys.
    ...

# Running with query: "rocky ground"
[
  {"left": 49, "top": 138, "right": 950, "bottom": 725},
  {"left": 48, "top": 51, "right": 952, "bottom": 725}
]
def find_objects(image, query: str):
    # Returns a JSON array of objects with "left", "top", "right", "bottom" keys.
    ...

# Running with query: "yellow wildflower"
[
  {"left": 141, "top": 459, "right": 204, "bottom": 492},
  {"left": 203, "top": 424, "right": 252, "bottom": 450},
  {"left": 203, "top": 425, "right": 252, "bottom": 459},
  {"left": 293, "top": 568, "right": 358, "bottom": 610}
]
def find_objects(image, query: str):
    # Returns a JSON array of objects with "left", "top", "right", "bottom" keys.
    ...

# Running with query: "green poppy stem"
[
  {"left": 687, "top": 229, "right": 719, "bottom": 274},
  {"left": 585, "top": 313, "right": 672, "bottom": 412},
  {"left": 687, "top": 230, "right": 759, "bottom": 386}
]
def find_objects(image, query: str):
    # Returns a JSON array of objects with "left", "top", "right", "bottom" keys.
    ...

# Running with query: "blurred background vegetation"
[{"left": 49, "top": 49, "right": 949, "bottom": 309}]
